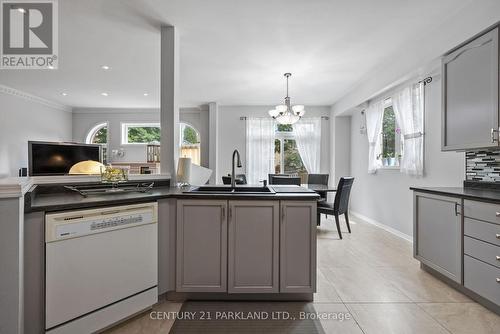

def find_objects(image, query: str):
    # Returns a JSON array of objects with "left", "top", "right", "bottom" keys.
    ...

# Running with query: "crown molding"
[{"left": 0, "top": 85, "right": 72, "bottom": 113}]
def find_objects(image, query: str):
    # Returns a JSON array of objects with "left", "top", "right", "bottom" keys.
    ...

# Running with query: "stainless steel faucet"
[{"left": 231, "top": 149, "right": 242, "bottom": 188}]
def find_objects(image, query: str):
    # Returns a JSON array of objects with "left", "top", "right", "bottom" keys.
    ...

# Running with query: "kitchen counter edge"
[
  {"left": 410, "top": 186, "right": 500, "bottom": 204},
  {"left": 26, "top": 186, "right": 320, "bottom": 213}
]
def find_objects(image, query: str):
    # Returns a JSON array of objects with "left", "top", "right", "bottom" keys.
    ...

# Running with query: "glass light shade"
[
  {"left": 276, "top": 115, "right": 289, "bottom": 125},
  {"left": 290, "top": 114, "right": 300, "bottom": 124},
  {"left": 276, "top": 114, "right": 300, "bottom": 125},
  {"left": 292, "top": 105, "right": 304, "bottom": 113},
  {"left": 297, "top": 109, "right": 306, "bottom": 117},
  {"left": 275, "top": 104, "right": 287, "bottom": 112},
  {"left": 268, "top": 109, "right": 280, "bottom": 117}
]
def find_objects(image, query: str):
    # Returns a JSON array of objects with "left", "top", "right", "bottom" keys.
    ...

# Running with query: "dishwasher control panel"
[{"left": 46, "top": 202, "right": 157, "bottom": 242}]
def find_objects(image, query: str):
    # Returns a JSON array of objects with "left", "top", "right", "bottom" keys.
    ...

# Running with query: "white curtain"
[
  {"left": 365, "top": 100, "right": 385, "bottom": 174},
  {"left": 392, "top": 83, "right": 424, "bottom": 176},
  {"left": 293, "top": 117, "right": 322, "bottom": 173},
  {"left": 246, "top": 118, "right": 275, "bottom": 184}
]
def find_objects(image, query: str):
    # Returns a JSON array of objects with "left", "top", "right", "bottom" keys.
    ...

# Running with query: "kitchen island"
[{"left": 22, "top": 182, "right": 320, "bottom": 333}]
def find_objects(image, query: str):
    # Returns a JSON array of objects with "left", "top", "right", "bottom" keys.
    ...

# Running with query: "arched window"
[
  {"left": 179, "top": 122, "right": 201, "bottom": 165},
  {"left": 86, "top": 123, "right": 108, "bottom": 144},
  {"left": 86, "top": 122, "right": 108, "bottom": 163}
]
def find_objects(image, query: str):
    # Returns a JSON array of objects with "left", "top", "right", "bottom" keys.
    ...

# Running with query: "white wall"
[
  {"left": 217, "top": 105, "right": 331, "bottom": 184},
  {"left": 72, "top": 107, "right": 210, "bottom": 167},
  {"left": 330, "top": 115, "right": 351, "bottom": 185},
  {"left": 349, "top": 77, "right": 464, "bottom": 237},
  {"left": 331, "top": 0, "right": 500, "bottom": 116},
  {"left": 0, "top": 90, "right": 72, "bottom": 177}
]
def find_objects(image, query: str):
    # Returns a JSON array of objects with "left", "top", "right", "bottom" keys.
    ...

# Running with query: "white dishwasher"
[{"left": 45, "top": 202, "right": 158, "bottom": 334}]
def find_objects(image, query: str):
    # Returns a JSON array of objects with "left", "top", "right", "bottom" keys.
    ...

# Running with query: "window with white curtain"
[
  {"left": 246, "top": 118, "right": 276, "bottom": 184},
  {"left": 365, "top": 82, "right": 424, "bottom": 175},
  {"left": 391, "top": 83, "right": 424, "bottom": 175},
  {"left": 246, "top": 117, "right": 322, "bottom": 184}
]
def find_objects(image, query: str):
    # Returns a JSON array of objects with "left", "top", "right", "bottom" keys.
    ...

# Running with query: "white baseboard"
[{"left": 350, "top": 210, "right": 413, "bottom": 243}]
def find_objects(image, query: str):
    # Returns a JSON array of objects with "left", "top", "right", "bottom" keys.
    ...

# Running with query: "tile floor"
[{"left": 105, "top": 215, "right": 500, "bottom": 334}]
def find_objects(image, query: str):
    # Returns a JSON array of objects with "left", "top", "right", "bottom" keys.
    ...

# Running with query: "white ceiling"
[{"left": 0, "top": 0, "right": 474, "bottom": 108}]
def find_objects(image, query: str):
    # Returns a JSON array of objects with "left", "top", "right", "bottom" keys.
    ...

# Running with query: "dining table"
[
  {"left": 302, "top": 184, "right": 337, "bottom": 193},
  {"left": 302, "top": 184, "right": 336, "bottom": 201}
]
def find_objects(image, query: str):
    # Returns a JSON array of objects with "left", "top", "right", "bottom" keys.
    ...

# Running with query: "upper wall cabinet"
[{"left": 442, "top": 27, "right": 499, "bottom": 151}]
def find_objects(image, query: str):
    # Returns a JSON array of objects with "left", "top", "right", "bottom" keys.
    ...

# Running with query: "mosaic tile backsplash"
[{"left": 466, "top": 150, "right": 500, "bottom": 182}]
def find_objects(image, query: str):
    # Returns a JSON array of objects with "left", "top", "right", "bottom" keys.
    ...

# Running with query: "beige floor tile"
[
  {"left": 321, "top": 266, "right": 411, "bottom": 303},
  {"left": 346, "top": 303, "right": 449, "bottom": 334},
  {"left": 376, "top": 266, "right": 471, "bottom": 303},
  {"left": 103, "top": 300, "right": 182, "bottom": 334},
  {"left": 102, "top": 216, "right": 487, "bottom": 334},
  {"left": 418, "top": 302, "right": 500, "bottom": 334},
  {"left": 312, "top": 303, "right": 364, "bottom": 334},
  {"left": 317, "top": 216, "right": 417, "bottom": 269},
  {"left": 314, "top": 268, "right": 343, "bottom": 303}
]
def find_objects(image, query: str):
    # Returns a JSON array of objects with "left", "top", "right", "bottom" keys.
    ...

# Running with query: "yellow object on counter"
[{"left": 69, "top": 160, "right": 105, "bottom": 175}]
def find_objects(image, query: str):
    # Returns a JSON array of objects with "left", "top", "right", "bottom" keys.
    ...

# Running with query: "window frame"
[
  {"left": 378, "top": 99, "right": 403, "bottom": 170},
  {"left": 121, "top": 122, "right": 161, "bottom": 145},
  {"left": 85, "top": 122, "right": 108, "bottom": 145},
  {"left": 85, "top": 122, "right": 108, "bottom": 164},
  {"left": 179, "top": 122, "right": 201, "bottom": 165}
]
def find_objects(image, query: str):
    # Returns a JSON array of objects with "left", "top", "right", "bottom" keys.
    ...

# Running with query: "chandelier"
[{"left": 268, "top": 73, "right": 305, "bottom": 124}]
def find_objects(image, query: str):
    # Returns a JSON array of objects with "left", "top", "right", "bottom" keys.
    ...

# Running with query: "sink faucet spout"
[{"left": 231, "top": 149, "right": 242, "bottom": 188}]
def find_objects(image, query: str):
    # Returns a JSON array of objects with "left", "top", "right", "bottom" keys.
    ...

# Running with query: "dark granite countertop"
[
  {"left": 26, "top": 185, "right": 320, "bottom": 213},
  {"left": 410, "top": 186, "right": 500, "bottom": 203}
]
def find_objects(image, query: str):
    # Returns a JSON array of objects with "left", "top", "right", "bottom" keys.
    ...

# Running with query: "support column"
[
  {"left": 160, "top": 26, "right": 180, "bottom": 181},
  {"left": 208, "top": 102, "right": 219, "bottom": 184}
]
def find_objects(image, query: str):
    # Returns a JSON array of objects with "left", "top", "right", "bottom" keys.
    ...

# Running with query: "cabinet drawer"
[
  {"left": 464, "top": 236, "right": 500, "bottom": 269},
  {"left": 463, "top": 200, "right": 500, "bottom": 225},
  {"left": 464, "top": 255, "right": 500, "bottom": 306},
  {"left": 464, "top": 218, "right": 500, "bottom": 246}
]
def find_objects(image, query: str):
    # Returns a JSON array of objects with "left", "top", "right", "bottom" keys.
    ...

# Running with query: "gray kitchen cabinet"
[
  {"left": 227, "top": 200, "right": 279, "bottom": 293},
  {"left": 442, "top": 27, "right": 499, "bottom": 151},
  {"left": 158, "top": 198, "right": 177, "bottom": 294},
  {"left": 414, "top": 192, "right": 462, "bottom": 283},
  {"left": 280, "top": 201, "right": 317, "bottom": 293},
  {"left": 176, "top": 200, "right": 227, "bottom": 292}
]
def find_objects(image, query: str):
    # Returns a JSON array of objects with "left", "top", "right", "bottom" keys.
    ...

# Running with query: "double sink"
[{"left": 186, "top": 185, "right": 276, "bottom": 195}]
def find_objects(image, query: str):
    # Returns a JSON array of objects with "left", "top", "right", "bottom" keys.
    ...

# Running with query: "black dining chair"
[
  {"left": 270, "top": 176, "right": 301, "bottom": 186},
  {"left": 222, "top": 174, "right": 247, "bottom": 185},
  {"left": 317, "top": 177, "right": 354, "bottom": 239},
  {"left": 307, "top": 174, "right": 329, "bottom": 201},
  {"left": 308, "top": 174, "right": 329, "bottom": 185}
]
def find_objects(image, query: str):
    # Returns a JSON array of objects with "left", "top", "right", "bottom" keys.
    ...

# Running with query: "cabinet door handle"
[
  {"left": 496, "top": 212, "right": 500, "bottom": 217},
  {"left": 229, "top": 207, "right": 232, "bottom": 221},
  {"left": 282, "top": 206, "right": 285, "bottom": 221},
  {"left": 492, "top": 128, "right": 499, "bottom": 143},
  {"left": 496, "top": 234, "right": 500, "bottom": 239},
  {"left": 496, "top": 256, "right": 500, "bottom": 261},
  {"left": 454, "top": 203, "right": 461, "bottom": 216},
  {"left": 222, "top": 207, "right": 226, "bottom": 221},
  {"left": 496, "top": 278, "right": 500, "bottom": 283}
]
